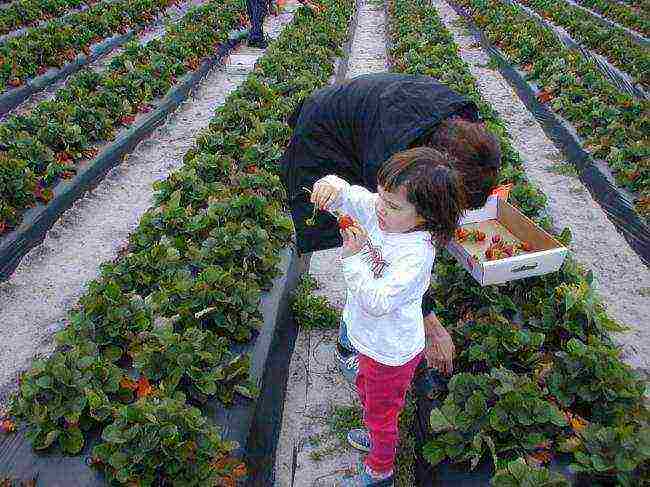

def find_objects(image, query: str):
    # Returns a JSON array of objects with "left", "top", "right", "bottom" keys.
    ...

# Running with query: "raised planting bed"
[
  {"left": 0, "top": 246, "right": 305, "bottom": 485},
  {"left": 576, "top": 0, "right": 650, "bottom": 38},
  {"left": 0, "top": 0, "right": 248, "bottom": 280},
  {"left": 514, "top": 0, "right": 649, "bottom": 92},
  {"left": 0, "top": 0, "right": 355, "bottom": 484},
  {"left": 0, "top": 0, "right": 95, "bottom": 37},
  {"left": 0, "top": 0, "right": 174, "bottom": 95},
  {"left": 387, "top": 0, "right": 650, "bottom": 484}
]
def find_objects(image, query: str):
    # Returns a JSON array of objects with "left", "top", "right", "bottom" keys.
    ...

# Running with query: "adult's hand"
[{"left": 423, "top": 312, "right": 455, "bottom": 376}]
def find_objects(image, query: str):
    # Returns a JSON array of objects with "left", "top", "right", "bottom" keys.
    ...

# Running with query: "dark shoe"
[
  {"left": 247, "top": 35, "right": 269, "bottom": 48},
  {"left": 334, "top": 342, "right": 359, "bottom": 385}
]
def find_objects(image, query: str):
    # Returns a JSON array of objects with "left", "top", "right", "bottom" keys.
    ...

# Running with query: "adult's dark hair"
[
  {"left": 377, "top": 147, "right": 467, "bottom": 246},
  {"left": 412, "top": 117, "right": 502, "bottom": 209}
]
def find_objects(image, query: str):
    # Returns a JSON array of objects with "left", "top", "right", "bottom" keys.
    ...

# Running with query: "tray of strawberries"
[{"left": 446, "top": 198, "right": 568, "bottom": 286}]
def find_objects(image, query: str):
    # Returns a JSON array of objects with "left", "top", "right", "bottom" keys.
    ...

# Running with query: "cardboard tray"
[{"left": 446, "top": 197, "right": 568, "bottom": 286}]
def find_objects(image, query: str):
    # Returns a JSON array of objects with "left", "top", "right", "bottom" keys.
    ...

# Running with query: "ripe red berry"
[
  {"left": 519, "top": 241, "right": 533, "bottom": 252},
  {"left": 338, "top": 215, "right": 354, "bottom": 230},
  {"left": 492, "top": 234, "right": 502, "bottom": 244}
]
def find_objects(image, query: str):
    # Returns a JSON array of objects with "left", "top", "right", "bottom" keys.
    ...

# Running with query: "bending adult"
[{"left": 280, "top": 72, "right": 502, "bottom": 378}]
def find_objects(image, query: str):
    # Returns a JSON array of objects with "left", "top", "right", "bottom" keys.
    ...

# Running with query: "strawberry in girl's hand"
[
  {"left": 491, "top": 234, "right": 502, "bottom": 244},
  {"left": 338, "top": 214, "right": 354, "bottom": 230}
]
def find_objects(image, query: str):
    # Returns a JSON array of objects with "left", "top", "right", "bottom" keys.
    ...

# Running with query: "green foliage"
[
  {"left": 491, "top": 458, "right": 570, "bottom": 486},
  {"left": 10, "top": 339, "right": 121, "bottom": 454},
  {"left": 132, "top": 325, "right": 256, "bottom": 405},
  {"left": 291, "top": 274, "right": 340, "bottom": 330},
  {"left": 547, "top": 338, "right": 646, "bottom": 425},
  {"left": 92, "top": 395, "right": 245, "bottom": 486},
  {"left": 423, "top": 369, "right": 567, "bottom": 469},
  {"left": 452, "top": 311, "right": 546, "bottom": 374},
  {"left": 568, "top": 421, "right": 650, "bottom": 486}
]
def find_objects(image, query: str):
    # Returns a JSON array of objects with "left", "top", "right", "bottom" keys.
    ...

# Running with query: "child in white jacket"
[{"left": 310, "top": 147, "right": 467, "bottom": 487}]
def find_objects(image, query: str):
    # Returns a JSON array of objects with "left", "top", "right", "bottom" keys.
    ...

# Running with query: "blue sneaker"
[
  {"left": 334, "top": 342, "right": 359, "bottom": 385},
  {"left": 347, "top": 428, "right": 371, "bottom": 452},
  {"left": 337, "top": 461, "right": 394, "bottom": 487}
]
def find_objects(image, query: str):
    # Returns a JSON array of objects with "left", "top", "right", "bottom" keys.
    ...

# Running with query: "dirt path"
[{"left": 273, "top": 0, "right": 391, "bottom": 485}]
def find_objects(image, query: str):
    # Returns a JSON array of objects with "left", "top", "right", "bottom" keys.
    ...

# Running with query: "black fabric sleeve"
[{"left": 421, "top": 287, "right": 436, "bottom": 318}]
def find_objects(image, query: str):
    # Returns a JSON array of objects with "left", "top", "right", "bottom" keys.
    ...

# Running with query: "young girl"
[{"left": 309, "top": 147, "right": 467, "bottom": 487}]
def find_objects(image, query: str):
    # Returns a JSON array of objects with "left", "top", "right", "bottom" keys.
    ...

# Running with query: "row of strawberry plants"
[
  {"left": 0, "top": 0, "right": 245, "bottom": 236},
  {"left": 388, "top": 0, "right": 649, "bottom": 484},
  {"left": 0, "top": 0, "right": 173, "bottom": 93},
  {"left": 452, "top": 0, "right": 650, "bottom": 222},
  {"left": 4, "top": 0, "right": 354, "bottom": 484},
  {"left": 515, "top": 0, "right": 649, "bottom": 90},
  {"left": 0, "top": 0, "right": 97, "bottom": 36},
  {"left": 577, "top": 0, "right": 650, "bottom": 37}
]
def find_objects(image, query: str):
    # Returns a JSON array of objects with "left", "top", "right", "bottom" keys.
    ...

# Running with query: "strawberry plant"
[
  {"left": 491, "top": 457, "right": 570, "bottom": 486},
  {"left": 91, "top": 395, "right": 247, "bottom": 485},
  {"left": 291, "top": 274, "right": 341, "bottom": 330},
  {"left": 0, "top": 0, "right": 174, "bottom": 92},
  {"left": 546, "top": 338, "right": 646, "bottom": 425},
  {"left": 577, "top": 0, "right": 650, "bottom": 38},
  {"left": 0, "top": 0, "right": 89, "bottom": 36},
  {"left": 9, "top": 338, "right": 121, "bottom": 454},
  {"left": 451, "top": 311, "right": 546, "bottom": 374},
  {"left": 561, "top": 420, "right": 650, "bottom": 486},
  {"left": 517, "top": 0, "right": 649, "bottom": 88},
  {"left": 0, "top": 0, "right": 245, "bottom": 233},
  {"left": 455, "top": 0, "right": 650, "bottom": 221},
  {"left": 132, "top": 324, "right": 257, "bottom": 405},
  {"left": 424, "top": 369, "right": 567, "bottom": 469}
]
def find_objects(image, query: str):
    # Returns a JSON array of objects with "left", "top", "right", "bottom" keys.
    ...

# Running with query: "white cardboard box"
[{"left": 446, "top": 197, "right": 568, "bottom": 286}]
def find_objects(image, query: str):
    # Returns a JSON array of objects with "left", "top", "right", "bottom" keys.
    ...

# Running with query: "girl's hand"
[
  {"left": 340, "top": 219, "right": 368, "bottom": 258},
  {"left": 310, "top": 177, "right": 341, "bottom": 210}
]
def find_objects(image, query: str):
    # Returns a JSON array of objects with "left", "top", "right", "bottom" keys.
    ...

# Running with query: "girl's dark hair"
[
  {"left": 377, "top": 147, "right": 467, "bottom": 246},
  {"left": 412, "top": 117, "right": 501, "bottom": 209}
]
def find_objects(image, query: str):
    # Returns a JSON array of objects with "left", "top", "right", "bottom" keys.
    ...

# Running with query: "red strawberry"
[
  {"left": 8, "top": 77, "right": 22, "bottom": 88},
  {"left": 37, "top": 66, "right": 49, "bottom": 76},
  {"left": 519, "top": 241, "right": 534, "bottom": 252},
  {"left": 120, "top": 115, "right": 136, "bottom": 126},
  {"left": 455, "top": 228, "right": 469, "bottom": 242},
  {"left": 338, "top": 215, "right": 354, "bottom": 230},
  {"left": 475, "top": 230, "right": 486, "bottom": 242},
  {"left": 244, "top": 165, "right": 258, "bottom": 174},
  {"left": 0, "top": 419, "right": 15, "bottom": 434},
  {"left": 55, "top": 151, "right": 72, "bottom": 163},
  {"left": 492, "top": 234, "right": 502, "bottom": 244}
]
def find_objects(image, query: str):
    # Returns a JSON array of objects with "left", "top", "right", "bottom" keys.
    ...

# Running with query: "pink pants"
[{"left": 355, "top": 352, "right": 423, "bottom": 474}]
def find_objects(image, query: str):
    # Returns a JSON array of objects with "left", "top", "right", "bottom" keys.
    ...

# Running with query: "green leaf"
[
  {"left": 60, "top": 427, "right": 84, "bottom": 454},
  {"left": 429, "top": 408, "right": 454, "bottom": 433},
  {"left": 33, "top": 429, "right": 59, "bottom": 450}
]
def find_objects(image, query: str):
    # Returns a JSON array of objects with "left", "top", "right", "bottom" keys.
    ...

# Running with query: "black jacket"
[{"left": 280, "top": 73, "right": 479, "bottom": 255}]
